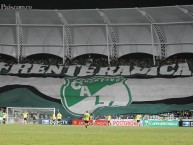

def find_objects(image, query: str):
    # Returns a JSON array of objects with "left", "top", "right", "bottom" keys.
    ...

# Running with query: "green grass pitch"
[{"left": 0, "top": 124, "right": 193, "bottom": 145}]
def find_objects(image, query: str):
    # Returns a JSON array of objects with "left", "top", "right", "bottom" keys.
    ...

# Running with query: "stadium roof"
[{"left": 0, "top": 5, "right": 193, "bottom": 60}]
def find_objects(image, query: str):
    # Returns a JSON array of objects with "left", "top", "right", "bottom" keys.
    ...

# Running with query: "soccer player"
[
  {"left": 135, "top": 114, "right": 142, "bottom": 127},
  {"left": 57, "top": 112, "right": 62, "bottom": 125},
  {"left": 107, "top": 115, "right": 112, "bottom": 126},
  {"left": 83, "top": 111, "right": 90, "bottom": 128},
  {"left": 23, "top": 111, "right": 28, "bottom": 124}
]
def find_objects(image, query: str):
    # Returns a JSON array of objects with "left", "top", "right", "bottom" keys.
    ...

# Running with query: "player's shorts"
[
  {"left": 84, "top": 120, "right": 89, "bottom": 124},
  {"left": 137, "top": 120, "right": 140, "bottom": 123},
  {"left": 24, "top": 118, "right": 27, "bottom": 121}
]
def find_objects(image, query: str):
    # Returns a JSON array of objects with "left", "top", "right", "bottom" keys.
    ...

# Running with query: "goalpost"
[{"left": 6, "top": 107, "right": 55, "bottom": 124}]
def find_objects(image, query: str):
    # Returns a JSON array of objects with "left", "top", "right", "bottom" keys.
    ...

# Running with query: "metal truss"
[
  {"left": 136, "top": 8, "right": 167, "bottom": 59},
  {"left": 56, "top": 10, "right": 73, "bottom": 64},
  {"left": 15, "top": 11, "right": 24, "bottom": 63},
  {"left": 177, "top": 5, "right": 193, "bottom": 19},
  {"left": 97, "top": 10, "right": 118, "bottom": 64}
]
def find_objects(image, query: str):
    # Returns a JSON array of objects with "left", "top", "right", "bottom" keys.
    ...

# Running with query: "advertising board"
[
  {"left": 143, "top": 120, "right": 179, "bottom": 127},
  {"left": 72, "top": 119, "right": 107, "bottom": 126},
  {"left": 111, "top": 119, "right": 139, "bottom": 126}
]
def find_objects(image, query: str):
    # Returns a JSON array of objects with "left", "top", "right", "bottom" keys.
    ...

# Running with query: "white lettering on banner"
[
  {"left": 46, "top": 65, "right": 64, "bottom": 74},
  {"left": 174, "top": 63, "right": 192, "bottom": 76},
  {"left": 0, "top": 63, "right": 10, "bottom": 72},
  {"left": 8, "top": 64, "right": 31, "bottom": 74},
  {"left": 114, "top": 66, "right": 130, "bottom": 76},
  {"left": 0, "top": 62, "right": 193, "bottom": 77},
  {"left": 146, "top": 67, "right": 158, "bottom": 76},
  {"left": 71, "top": 81, "right": 82, "bottom": 90},
  {"left": 71, "top": 80, "right": 92, "bottom": 96},
  {"left": 130, "top": 66, "right": 150, "bottom": 75},
  {"left": 111, "top": 119, "right": 138, "bottom": 126},
  {"left": 64, "top": 66, "right": 77, "bottom": 76},
  {"left": 159, "top": 64, "right": 175, "bottom": 75},
  {"left": 95, "top": 67, "right": 110, "bottom": 76},
  {"left": 106, "top": 67, "right": 116, "bottom": 75},
  {"left": 80, "top": 86, "right": 91, "bottom": 96},
  {"left": 77, "top": 66, "right": 96, "bottom": 76},
  {"left": 29, "top": 64, "right": 47, "bottom": 74}
]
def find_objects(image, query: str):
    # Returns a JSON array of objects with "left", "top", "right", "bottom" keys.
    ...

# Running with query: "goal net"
[{"left": 6, "top": 107, "right": 55, "bottom": 124}]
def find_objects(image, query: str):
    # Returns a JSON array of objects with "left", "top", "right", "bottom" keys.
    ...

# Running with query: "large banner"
[
  {"left": 1, "top": 75, "right": 193, "bottom": 116},
  {"left": 60, "top": 75, "right": 193, "bottom": 116},
  {"left": 1, "top": 62, "right": 193, "bottom": 117}
]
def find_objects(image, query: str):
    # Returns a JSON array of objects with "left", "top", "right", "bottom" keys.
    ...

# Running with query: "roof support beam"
[
  {"left": 136, "top": 8, "right": 167, "bottom": 60},
  {"left": 97, "top": 9, "right": 118, "bottom": 65},
  {"left": 56, "top": 10, "right": 73, "bottom": 65},
  {"left": 15, "top": 11, "right": 23, "bottom": 64},
  {"left": 177, "top": 5, "right": 193, "bottom": 19}
]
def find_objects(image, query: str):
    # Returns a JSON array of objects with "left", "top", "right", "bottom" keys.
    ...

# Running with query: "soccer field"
[{"left": 0, "top": 124, "right": 192, "bottom": 145}]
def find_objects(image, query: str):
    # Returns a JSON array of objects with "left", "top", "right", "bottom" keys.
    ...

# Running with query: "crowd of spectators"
[
  {"left": 0, "top": 53, "right": 193, "bottom": 67},
  {"left": 118, "top": 57, "right": 154, "bottom": 67},
  {"left": 69, "top": 54, "right": 109, "bottom": 67},
  {"left": 21, "top": 54, "right": 63, "bottom": 65},
  {"left": 0, "top": 55, "right": 17, "bottom": 64}
]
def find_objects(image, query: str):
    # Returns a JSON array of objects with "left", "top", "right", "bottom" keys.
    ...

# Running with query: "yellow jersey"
[
  {"left": 52, "top": 114, "right": 56, "bottom": 120},
  {"left": 23, "top": 112, "right": 28, "bottom": 118},
  {"left": 57, "top": 113, "right": 62, "bottom": 119},
  {"left": 136, "top": 115, "right": 142, "bottom": 121},
  {"left": 3, "top": 112, "right": 7, "bottom": 119},
  {"left": 107, "top": 115, "right": 112, "bottom": 121},
  {"left": 84, "top": 113, "right": 90, "bottom": 121}
]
